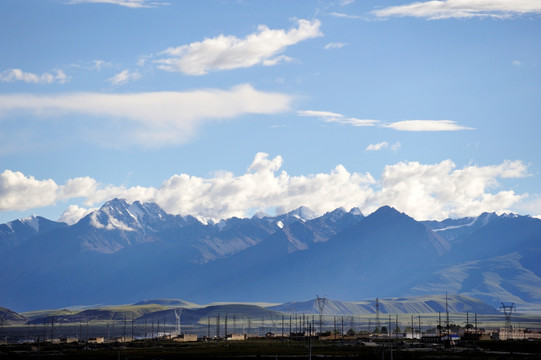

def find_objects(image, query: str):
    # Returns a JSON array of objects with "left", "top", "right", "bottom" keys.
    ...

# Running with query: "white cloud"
[
  {"left": 58, "top": 205, "right": 96, "bottom": 225},
  {"left": 299, "top": 111, "right": 472, "bottom": 131},
  {"left": 324, "top": 42, "right": 347, "bottom": 50},
  {"left": 340, "top": 0, "right": 355, "bottom": 5},
  {"left": 372, "top": 0, "right": 541, "bottom": 20},
  {"left": 107, "top": 69, "right": 142, "bottom": 85},
  {"left": 373, "top": 159, "right": 529, "bottom": 220},
  {"left": 366, "top": 141, "right": 402, "bottom": 152},
  {"left": 0, "top": 154, "right": 532, "bottom": 223},
  {"left": 329, "top": 12, "right": 363, "bottom": 19},
  {"left": 91, "top": 60, "right": 112, "bottom": 71},
  {"left": 66, "top": 0, "right": 167, "bottom": 8},
  {"left": 153, "top": 19, "right": 322, "bottom": 75},
  {"left": 0, "top": 84, "right": 293, "bottom": 147},
  {"left": 0, "top": 170, "right": 59, "bottom": 211},
  {"left": 297, "top": 110, "right": 379, "bottom": 127},
  {"left": 385, "top": 120, "right": 474, "bottom": 131},
  {"left": 366, "top": 141, "right": 389, "bottom": 151},
  {"left": 512, "top": 60, "right": 522, "bottom": 66},
  {"left": 0, "top": 69, "right": 69, "bottom": 84}
]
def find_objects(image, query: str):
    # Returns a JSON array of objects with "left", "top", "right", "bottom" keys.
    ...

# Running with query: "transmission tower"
[
  {"left": 174, "top": 308, "right": 183, "bottom": 335},
  {"left": 316, "top": 295, "right": 327, "bottom": 334},
  {"left": 500, "top": 302, "right": 515, "bottom": 339}
]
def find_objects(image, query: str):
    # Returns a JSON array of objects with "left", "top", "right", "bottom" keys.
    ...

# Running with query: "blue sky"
[{"left": 1, "top": 0, "right": 540, "bottom": 224}]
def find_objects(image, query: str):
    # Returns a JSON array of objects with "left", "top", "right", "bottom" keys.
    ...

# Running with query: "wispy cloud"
[
  {"left": 0, "top": 154, "right": 530, "bottom": 223},
  {"left": 385, "top": 120, "right": 473, "bottom": 131},
  {"left": 0, "top": 84, "right": 293, "bottom": 148},
  {"left": 512, "top": 60, "right": 522, "bottom": 67},
  {"left": 297, "top": 110, "right": 379, "bottom": 127},
  {"left": 324, "top": 42, "right": 347, "bottom": 50},
  {"left": 66, "top": 0, "right": 168, "bottom": 8},
  {"left": 0, "top": 69, "right": 69, "bottom": 84},
  {"left": 366, "top": 141, "right": 389, "bottom": 151},
  {"left": 153, "top": 19, "right": 322, "bottom": 75},
  {"left": 366, "top": 141, "right": 402, "bottom": 151},
  {"left": 329, "top": 12, "right": 362, "bottom": 19},
  {"left": 91, "top": 60, "right": 112, "bottom": 71},
  {"left": 298, "top": 111, "right": 472, "bottom": 131},
  {"left": 372, "top": 0, "right": 541, "bottom": 20},
  {"left": 107, "top": 69, "right": 142, "bottom": 85}
]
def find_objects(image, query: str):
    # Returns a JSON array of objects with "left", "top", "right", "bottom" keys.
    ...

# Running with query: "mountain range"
[{"left": 1, "top": 199, "right": 540, "bottom": 313}]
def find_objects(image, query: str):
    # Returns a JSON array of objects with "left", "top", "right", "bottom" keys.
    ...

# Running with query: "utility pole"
[{"left": 375, "top": 298, "right": 381, "bottom": 333}]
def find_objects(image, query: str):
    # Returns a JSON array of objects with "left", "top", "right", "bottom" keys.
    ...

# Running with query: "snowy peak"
[
  {"left": 20, "top": 215, "right": 40, "bottom": 232},
  {"left": 90, "top": 198, "right": 139, "bottom": 231},
  {"left": 86, "top": 198, "right": 178, "bottom": 232},
  {"left": 0, "top": 216, "right": 67, "bottom": 251},
  {"left": 290, "top": 206, "right": 317, "bottom": 221},
  {"left": 277, "top": 206, "right": 317, "bottom": 224}
]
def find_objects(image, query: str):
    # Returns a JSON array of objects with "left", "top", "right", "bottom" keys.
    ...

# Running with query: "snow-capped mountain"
[
  {"left": 0, "top": 200, "right": 540, "bottom": 313},
  {"left": 0, "top": 215, "right": 67, "bottom": 251}
]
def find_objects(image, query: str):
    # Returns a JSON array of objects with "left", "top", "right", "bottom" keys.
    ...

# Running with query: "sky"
[{"left": 1, "top": 0, "right": 540, "bottom": 224}]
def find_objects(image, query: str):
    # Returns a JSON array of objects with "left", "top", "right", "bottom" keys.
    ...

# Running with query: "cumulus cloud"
[
  {"left": 66, "top": 0, "right": 167, "bottom": 8},
  {"left": 373, "top": 159, "right": 529, "bottom": 220},
  {"left": 372, "top": 0, "right": 541, "bottom": 20},
  {"left": 58, "top": 205, "right": 96, "bottom": 225},
  {"left": 384, "top": 120, "right": 474, "bottom": 131},
  {"left": 107, "top": 69, "right": 142, "bottom": 85},
  {"left": 0, "top": 84, "right": 293, "bottom": 147},
  {"left": 0, "top": 69, "right": 69, "bottom": 84},
  {"left": 0, "top": 154, "right": 532, "bottom": 223},
  {"left": 153, "top": 19, "right": 322, "bottom": 75},
  {"left": 297, "top": 110, "right": 379, "bottom": 127},
  {"left": 0, "top": 170, "right": 59, "bottom": 211}
]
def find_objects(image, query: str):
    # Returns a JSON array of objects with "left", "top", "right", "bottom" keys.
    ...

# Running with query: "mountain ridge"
[{"left": 0, "top": 199, "right": 540, "bottom": 312}]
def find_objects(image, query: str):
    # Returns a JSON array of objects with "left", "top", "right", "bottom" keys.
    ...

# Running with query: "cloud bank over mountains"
[{"left": 0, "top": 153, "right": 529, "bottom": 224}]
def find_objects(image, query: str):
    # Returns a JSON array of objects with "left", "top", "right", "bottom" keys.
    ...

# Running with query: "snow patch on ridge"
[
  {"left": 21, "top": 216, "right": 39, "bottom": 232},
  {"left": 433, "top": 218, "right": 476, "bottom": 232},
  {"left": 89, "top": 212, "right": 136, "bottom": 232}
]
